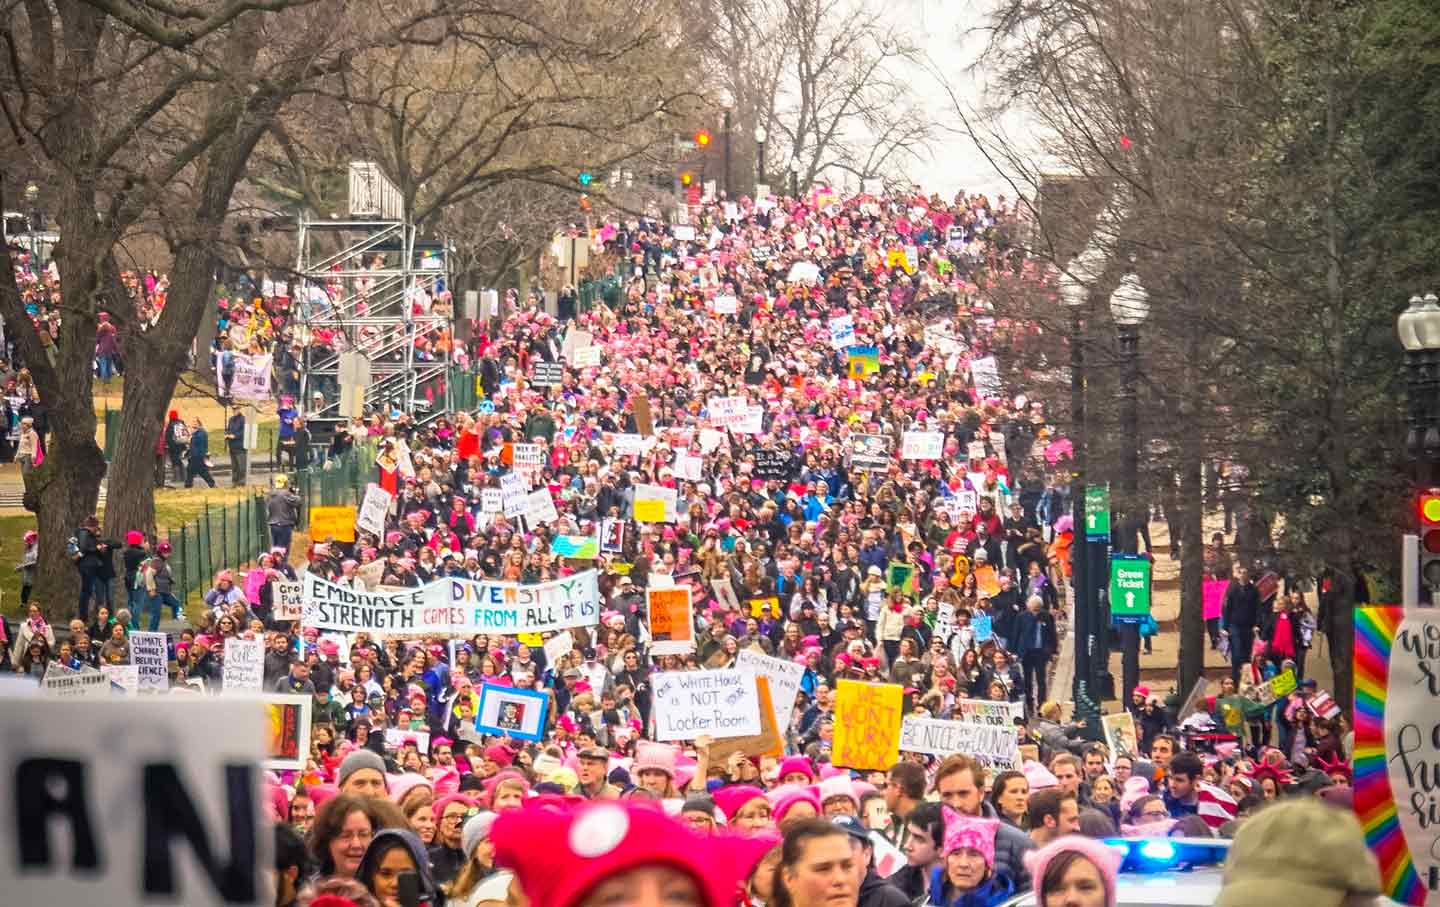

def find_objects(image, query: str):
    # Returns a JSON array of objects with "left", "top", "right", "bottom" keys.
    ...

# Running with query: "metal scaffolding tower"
[{"left": 294, "top": 163, "right": 451, "bottom": 425}]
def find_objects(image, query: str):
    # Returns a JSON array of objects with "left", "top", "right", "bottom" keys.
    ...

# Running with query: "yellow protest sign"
[
  {"left": 748, "top": 596, "right": 781, "bottom": 618},
  {"left": 517, "top": 633, "right": 544, "bottom": 646},
  {"left": 832, "top": 679, "right": 903, "bottom": 770},
  {"left": 309, "top": 506, "right": 357, "bottom": 543},
  {"left": 1269, "top": 668, "right": 1297, "bottom": 698},
  {"left": 634, "top": 499, "right": 666, "bottom": 522}
]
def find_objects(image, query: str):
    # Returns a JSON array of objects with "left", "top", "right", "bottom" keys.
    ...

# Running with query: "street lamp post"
[
  {"left": 1060, "top": 253, "right": 1103, "bottom": 735},
  {"left": 754, "top": 125, "right": 768, "bottom": 191},
  {"left": 23, "top": 181, "right": 40, "bottom": 262},
  {"left": 789, "top": 157, "right": 801, "bottom": 199},
  {"left": 1400, "top": 293, "right": 1440, "bottom": 488},
  {"left": 723, "top": 109, "right": 733, "bottom": 198},
  {"left": 1110, "top": 271, "right": 1150, "bottom": 707}
]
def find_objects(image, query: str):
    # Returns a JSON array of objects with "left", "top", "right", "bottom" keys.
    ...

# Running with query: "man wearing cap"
[
  {"left": 573, "top": 746, "right": 621, "bottom": 800},
  {"left": 272, "top": 657, "right": 315, "bottom": 695},
  {"left": 267, "top": 474, "right": 300, "bottom": 554},
  {"left": 832, "top": 815, "right": 909, "bottom": 907},
  {"left": 337, "top": 749, "right": 388, "bottom": 799}
]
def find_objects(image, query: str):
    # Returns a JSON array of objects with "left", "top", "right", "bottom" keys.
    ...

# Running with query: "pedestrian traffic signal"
[
  {"left": 694, "top": 129, "right": 711, "bottom": 147},
  {"left": 1420, "top": 489, "right": 1440, "bottom": 593},
  {"left": 578, "top": 171, "right": 594, "bottom": 186}
]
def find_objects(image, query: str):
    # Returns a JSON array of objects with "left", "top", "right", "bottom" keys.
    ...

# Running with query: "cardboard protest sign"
[
  {"left": 601, "top": 518, "right": 626, "bottom": 553},
  {"left": 633, "top": 484, "right": 676, "bottom": 523},
  {"left": 41, "top": 664, "right": 110, "bottom": 699},
  {"left": 832, "top": 680, "right": 904, "bottom": 770},
  {"left": 384, "top": 728, "right": 430, "bottom": 754},
  {"left": 513, "top": 443, "right": 546, "bottom": 474},
  {"left": 543, "top": 630, "right": 575, "bottom": 664},
  {"left": 272, "top": 581, "right": 304, "bottom": 621},
  {"left": 707, "top": 396, "right": 749, "bottom": 430},
  {"left": 672, "top": 453, "right": 704, "bottom": 481},
  {"left": 102, "top": 664, "right": 139, "bottom": 696},
  {"left": 222, "top": 637, "right": 264, "bottom": 693},
  {"left": 522, "top": 488, "right": 559, "bottom": 526},
  {"left": 130, "top": 631, "right": 169, "bottom": 692},
  {"left": 901, "top": 430, "right": 944, "bottom": 460},
  {"left": 531, "top": 362, "right": 564, "bottom": 387},
  {"left": 647, "top": 586, "right": 695, "bottom": 655},
  {"left": 1101, "top": 711, "right": 1139, "bottom": 757},
  {"left": 953, "top": 697, "right": 1025, "bottom": 726},
  {"left": 0, "top": 697, "right": 269, "bottom": 907},
  {"left": 971, "top": 614, "right": 993, "bottom": 643},
  {"left": 708, "top": 676, "right": 783, "bottom": 761},
  {"left": 970, "top": 355, "right": 1001, "bottom": 398},
  {"left": 357, "top": 483, "right": 392, "bottom": 536},
  {"left": 737, "top": 648, "right": 805, "bottom": 732},
  {"left": 651, "top": 669, "right": 764, "bottom": 741},
  {"left": 1353, "top": 604, "right": 1440, "bottom": 906},
  {"left": 899, "top": 716, "right": 1019, "bottom": 769},
  {"left": 847, "top": 345, "right": 880, "bottom": 378},
  {"left": 633, "top": 395, "right": 655, "bottom": 436},
  {"left": 829, "top": 315, "right": 856, "bottom": 349},
  {"left": 847, "top": 433, "right": 892, "bottom": 471},
  {"left": 476, "top": 684, "right": 550, "bottom": 742},
  {"left": 748, "top": 595, "right": 781, "bottom": 618},
  {"left": 263, "top": 694, "right": 311, "bottom": 770},
  {"left": 572, "top": 346, "right": 602, "bottom": 367},
  {"left": 308, "top": 505, "right": 357, "bottom": 543},
  {"left": 231, "top": 351, "right": 273, "bottom": 401}
]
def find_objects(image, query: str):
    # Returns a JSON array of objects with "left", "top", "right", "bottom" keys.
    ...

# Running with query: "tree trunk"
[
  {"left": 1176, "top": 341, "right": 1207, "bottom": 696},
  {"left": 1324, "top": 569, "right": 1355, "bottom": 717},
  {"left": 25, "top": 430, "right": 107, "bottom": 622}
]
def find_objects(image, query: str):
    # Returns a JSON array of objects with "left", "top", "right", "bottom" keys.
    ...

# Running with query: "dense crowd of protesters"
[{"left": 1, "top": 184, "right": 1364, "bottom": 907}]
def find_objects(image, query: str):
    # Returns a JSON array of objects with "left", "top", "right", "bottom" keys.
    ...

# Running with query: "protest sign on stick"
[
  {"left": 651, "top": 669, "right": 763, "bottom": 741},
  {"left": 131, "top": 632, "right": 169, "bottom": 692},
  {"left": 223, "top": 637, "right": 264, "bottom": 693},
  {"left": 832, "top": 680, "right": 903, "bottom": 770},
  {"left": 647, "top": 586, "right": 695, "bottom": 655}
]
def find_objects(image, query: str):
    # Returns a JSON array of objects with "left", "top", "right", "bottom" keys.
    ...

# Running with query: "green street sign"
[
  {"left": 1109, "top": 556, "right": 1152, "bottom": 621},
  {"left": 1085, "top": 484, "right": 1111, "bottom": 539}
]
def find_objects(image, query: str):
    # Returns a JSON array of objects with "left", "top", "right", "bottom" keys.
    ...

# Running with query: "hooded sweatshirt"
[{"left": 358, "top": 828, "right": 439, "bottom": 906}]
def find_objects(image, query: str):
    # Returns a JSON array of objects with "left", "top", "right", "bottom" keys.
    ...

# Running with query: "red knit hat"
[{"left": 492, "top": 801, "right": 745, "bottom": 907}]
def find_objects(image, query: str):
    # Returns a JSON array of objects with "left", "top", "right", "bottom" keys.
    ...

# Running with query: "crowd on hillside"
[{"left": 1, "top": 186, "right": 1363, "bottom": 907}]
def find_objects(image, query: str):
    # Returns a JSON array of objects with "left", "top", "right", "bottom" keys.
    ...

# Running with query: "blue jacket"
[
  {"left": 927, "top": 867, "right": 1015, "bottom": 907},
  {"left": 188, "top": 427, "right": 209, "bottom": 463}
]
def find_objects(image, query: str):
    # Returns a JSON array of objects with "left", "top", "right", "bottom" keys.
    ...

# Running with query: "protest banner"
[
  {"left": 748, "top": 595, "right": 781, "bottom": 618},
  {"left": 501, "top": 473, "right": 528, "bottom": 517},
  {"left": 672, "top": 453, "right": 704, "bottom": 481},
  {"left": 651, "top": 669, "right": 764, "bottom": 742},
  {"left": 971, "top": 614, "right": 993, "bottom": 643},
  {"left": 1175, "top": 677, "right": 1210, "bottom": 722},
  {"left": 476, "top": 684, "right": 550, "bottom": 742},
  {"left": 828, "top": 315, "right": 856, "bottom": 349},
  {"left": 531, "top": 362, "right": 564, "bottom": 387},
  {"left": 543, "top": 630, "right": 575, "bottom": 665},
  {"left": 612, "top": 433, "right": 647, "bottom": 456},
  {"left": 1251, "top": 667, "right": 1298, "bottom": 706},
  {"left": 101, "top": 664, "right": 139, "bottom": 696},
  {"left": 357, "top": 484, "right": 393, "bottom": 536},
  {"left": 846, "top": 345, "right": 880, "bottom": 378},
  {"left": 1353, "top": 604, "right": 1440, "bottom": 906},
  {"left": 953, "top": 697, "right": 1025, "bottom": 726},
  {"left": 551, "top": 534, "right": 599, "bottom": 559},
  {"left": 899, "top": 716, "right": 1019, "bottom": 770},
  {"left": 832, "top": 680, "right": 904, "bottom": 770},
  {"left": 572, "top": 345, "right": 602, "bottom": 367},
  {"left": 713, "top": 294, "right": 738, "bottom": 314},
  {"left": 300, "top": 570, "right": 602, "bottom": 636},
  {"left": 601, "top": 518, "right": 626, "bottom": 553},
  {"left": 308, "top": 505, "right": 357, "bottom": 543},
  {"left": 633, "top": 483, "right": 677, "bottom": 523},
  {"left": 0, "top": 697, "right": 268, "bottom": 907},
  {"left": 481, "top": 488, "right": 502, "bottom": 514},
  {"left": 736, "top": 405, "right": 764, "bottom": 435},
  {"left": 1101, "top": 712, "right": 1139, "bottom": 758},
  {"left": 222, "top": 637, "right": 264, "bottom": 693},
  {"left": 521, "top": 488, "right": 559, "bottom": 526},
  {"left": 708, "top": 676, "right": 783, "bottom": 761},
  {"left": 647, "top": 586, "right": 695, "bottom": 655},
  {"left": 751, "top": 447, "right": 797, "bottom": 481},
  {"left": 901, "top": 430, "right": 944, "bottom": 460},
  {"left": 272, "top": 580, "right": 304, "bottom": 621},
  {"left": 737, "top": 648, "right": 805, "bottom": 732},
  {"left": 970, "top": 355, "right": 1001, "bottom": 398},
  {"left": 384, "top": 728, "right": 431, "bottom": 754},
  {"left": 41, "top": 664, "right": 110, "bottom": 699},
  {"left": 846, "top": 433, "right": 892, "bottom": 472},
  {"left": 562, "top": 329, "right": 593, "bottom": 359},
  {"left": 513, "top": 443, "right": 546, "bottom": 474},
  {"left": 130, "top": 631, "right": 169, "bottom": 692},
  {"left": 707, "top": 396, "right": 749, "bottom": 430},
  {"left": 263, "top": 694, "right": 312, "bottom": 770},
  {"left": 633, "top": 396, "right": 655, "bottom": 436},
  {"left": 231, "top": 351, "right": 273, "bottom": 401}
]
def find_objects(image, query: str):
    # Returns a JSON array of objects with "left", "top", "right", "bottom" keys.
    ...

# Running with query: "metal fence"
[{"left": 159, "top": 444, "right": 378, "bottom": 604}]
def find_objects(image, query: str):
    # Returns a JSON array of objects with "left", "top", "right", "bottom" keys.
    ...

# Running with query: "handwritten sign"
[
  {"left": 647, "top": 586, "right": 695, "bottom": 655},
  {"left": 222, "top": 637, "right": 264, "bottom": 693},
  {"left": 651, "top": 669, "right": 763, "bottom": 742},
  {"left": 737, "top": 648, "right": 806, "bottom": 732},
  {"left": 751, "top": 447, "right": 796, "bottom": 480},
  {"left": 130, "top": 631, "right": 169, "bottom": 692},
  {"left": 901, "top": 430, "right": 944, "bottom": 460},
  {"left": 899, "top": 716, "right": 1019, "bottom": 770},
  {"left": 832, "top": 680, "right": 904, "bottom": 770},
  {"left": 357, "top": 484, "right": 392, "bottom": 536},
  {"left": 272, "top": 580, "right": 304, "bottom": 621},
  {"left": 828, "top": 315, "right": 856, "bottom": 349},
  {"left": 953, "top": 697, "right": 1025, "bottom": 726},
  {"left": 308, "top": 505, "right": 357, "bottom": 543},
  {"left": 708, "top": 676, "right": 783, "bottom": 760}
]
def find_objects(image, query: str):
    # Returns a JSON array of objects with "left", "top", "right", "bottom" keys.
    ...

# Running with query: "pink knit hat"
[
  {"left": 389, "top": 772, "right": 434, "bottom": 806},
  {"left": 768, "top": 785, "right": 822, "bottom": 824},
  {"left": 1022, "top": 760, "right": 1058, "bottom": 791},
  {"left": 777, "top": 756, "right": 814, "bottom": 782},
  {"left": 633, "top": 741, "right": 678, "bottom": 779},
  {"left": 1024, "top": 835, "right": 1124, "bottom": 907},
  {"left": 941, "top": 807, "right": 998, "bottom": 868},
  {"left": 817, "top": 774, "right": 858, "bottom": 808},
  {"left": 712, "top": 785, "right": 767, "bottom": 821},
  {"left": 1118, "top": 775, "right": 1152, "bottom": 816}
]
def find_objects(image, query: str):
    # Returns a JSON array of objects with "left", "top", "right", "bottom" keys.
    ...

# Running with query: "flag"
[
  {"left": 1195, "top": 781, "right": 1238, "bottom": 829},
  {"left": 1306, "top": 690, "right": 1342, "bottom": 720}
]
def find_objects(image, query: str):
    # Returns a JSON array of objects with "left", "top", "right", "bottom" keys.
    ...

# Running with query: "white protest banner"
[
  {"left": 971, "top": 355, "right": 1001, "bottom": 398},
  {"left": 513, "top": 443, "right": 545, "bottom": 475},
  {"left": 357, "top": 484, "right": 392, "bottom": 536},
  {"left": 272, "top": 581, "right": 304, "bottom": 621},
  {"left": 130, "top": 632, "right": 169, "bottom": 693},
  {"left": 828, "top": 315, "right": 856, "bottom": 349},
  {"left": 0, "top": 697, "right": 269, "bottom": 907},
  {"left": 522, "top": 488, "right": 559, "bottom": 526},
  {"left": 543, "top": 630, "right": 575, "bottom": 665},
  {"left": 101, "top": 664, "right": 139, "bottom": 697},
  {"left": 672, "top": 224, "right": 696, "bottom": 241},
  {"left": 562, "top": 329, "right": 593, "bottom": 359},
  {"left": 384, "top": 728, "right": 430, "bottom": 754},
  {"left": 572, "top": 345, "right": 602, "bottom": 367},
  {"left": 501, "top": 473, "right": 528, "bottom": 517},
  {"left": 736, "top": 405, "right": 765, "bottom": 435},
  {"left": 41, "top": 665, "right": 110, "bottom": 699},
  {"left": 222, "top": 638, "right": 264, "bottom": 693},
  {"left": 899, "top": 716, "right": 1020, "bottom": 770},
  {"left": 699, "top": 428, "right": 726, "bottom": 453},
  {"left": 481, "top": 488, "right": 502, "bottom": 514},
  {"left": 707, "top": 396, "right": 749, "bottom": 430},
  {"left": 967, "top": 440, "right": 987, "bottom": 461},
  {"left": 633, "top": 483, "right": 677, "bottom": 523},
  {"left": 953, "top": 697, "right": 1025, "bottom": 726},
  {"left": 230, "top": 352, "right": 273, "bottom": 401},
  {"left": 672, "top": 453, "right": 704, "bottom": 481},
  {"left": 612, "top": 433, "right": 646, "bottom": 456},
  {"left": 713, "top": 295, "right": 738, "bottom": 315},
  {"left": 301, "top": 570, "right": 602, "bottom": 636},
  {"left": 651, "top": 669, "right": 763, "bottom": 741},
  {"left": 901, "top": 431, "right": 944, "bottom": 460},
  {"left": 737, "top": 649, "right": 805, "bottom": 732}
]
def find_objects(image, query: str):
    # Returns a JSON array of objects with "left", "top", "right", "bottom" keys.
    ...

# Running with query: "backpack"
[{"left": 170, "top": 421, "right": 190, "bottom": 446}]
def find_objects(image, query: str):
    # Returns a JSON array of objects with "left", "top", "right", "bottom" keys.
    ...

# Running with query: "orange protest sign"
[
  {"left": 647, "top": 586, "right": 694, "bottom": 655},
  {"left": 832, "top": 679, "right": 903, "bottom": 771},
  {"left": 973, "top": 564, "right": 1001, "bottom": 597},
  {"left": 709, "top": 676, "right": 784, "bottom": 761}
]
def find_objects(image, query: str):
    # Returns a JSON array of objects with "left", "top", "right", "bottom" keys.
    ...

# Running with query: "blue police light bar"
[{"left": 1103, "top": 837, "right": 1231, "bottom": 873}]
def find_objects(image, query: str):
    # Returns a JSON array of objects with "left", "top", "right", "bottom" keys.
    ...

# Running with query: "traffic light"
[
  {"left": 577, "top": 171, "right": 594, "bottom": 186},
  {"left": 1421, "top": 489, "right": 1440, "bottom": 594},
  {"left": 680, "top": 171, "right": 694, "bottom": 186},
  {"left": 694, "top": 129, "right": 711, "bottom": 147}
]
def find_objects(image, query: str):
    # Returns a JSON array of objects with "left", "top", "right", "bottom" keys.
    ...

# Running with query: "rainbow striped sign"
[{"left": 1355, "top": 604, "right": 1430, "bottom": 906}]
